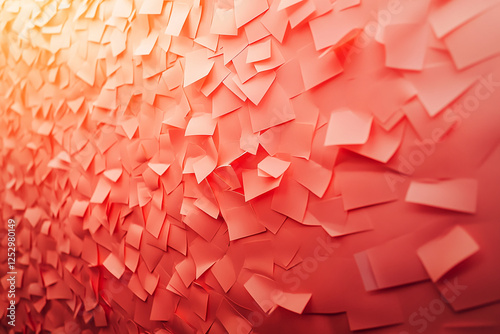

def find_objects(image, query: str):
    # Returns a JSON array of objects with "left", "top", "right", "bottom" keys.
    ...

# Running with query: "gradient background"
[{"left": 1, "top": 0, "right": 500, "bottom": 333}]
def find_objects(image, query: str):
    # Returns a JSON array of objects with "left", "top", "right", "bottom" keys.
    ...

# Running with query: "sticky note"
[
  {"left": 405, "top": 179, "right": 478, "bottom": 213},
  {"left": 325, "top": 109, "right": 373, "bottom": 146},
  {"left": 417, "top": 226, "right": 480, "bottom": 282}
]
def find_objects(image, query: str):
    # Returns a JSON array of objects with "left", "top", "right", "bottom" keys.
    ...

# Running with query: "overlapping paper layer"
[{"left": 1, "top": 0, "right": 500, "bottom": 333}]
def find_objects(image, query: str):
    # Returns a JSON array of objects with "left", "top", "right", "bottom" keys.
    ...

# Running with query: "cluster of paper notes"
[{"left": 1, "top": 0, "right": 500, "bottom": 332}]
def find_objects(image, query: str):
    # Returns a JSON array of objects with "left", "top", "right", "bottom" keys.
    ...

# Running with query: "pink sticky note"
[
  {"left": 286, "top": 0, "right": 315, "bottom": 29},
  {"left": 417, "top": 225, "right": 480, "bottom": 282},
  {"left": 335, "top": 0, "right": 360, "bottom": 11},
  {"left": 248, "top": 83, "right": 295, "bottom": 132},
  {"left": 147, "top": 163, "right": 170, "bottom": 176},
  {"left": 242, "top": 169, "right": 283, "bottom": 201},
  {"left": 233, "top": 70, "right": 276, "bottom": 105},
  {"left": 405, "top": 178, "right": 478, "bottom": 213},
  {"left": 324, "top": 109, "right": 373, "bottom": 146},
  {"left": 443, "top": 4, "right": 500, "bottom": 70},
  {"left": 193, "top": 154, "right": 217, "bottom": 184},
  {"left": 343, "top": 121, "right": 405, "bottom": 164},
  {"left": 335, "top": 168, "right": 399, "bottom": 211},
  {"left": 90, "top": 178, "right": 112, "bottom": 204},
  {"left": 384, "top": 23, "right": 428, "bottom": 71},
  {"left": 277, "top": 0, "right": 303, "bottom": 11},
  {"left": 258, "top": 156, "right": 291, "bottom": 178},
  {"left": 298, "top": 44, "right": 343, "bottom": 90},
  {"left": 276, "top": 58, "right": 305, "bottom": 98},
  {"left": 428, "top": 0, "right": 499, "bottom": 38},
  {"left": 434, "top": 222, "right": 500, "bottom": 311},
  {"left": 291, "top": 157, "right": 332, "bottom": 198},
  {"left": 261, "top": 0, "right": 289, "bottom": 42},
  {"left": 403, "top": 62, "right": 476, "bottom": 117},
  {"left": 121, "top": 118, "right": 139, "bottom": 140},
  {"left": 308, "top": 6, "right": 365, "bottom": 50},
  {"left": 245, "top": 19, "right": 271, "bottom": 43}
]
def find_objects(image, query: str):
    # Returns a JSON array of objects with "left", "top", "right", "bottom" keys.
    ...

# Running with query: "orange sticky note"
[
  {"left": 133, "top": 33, "right": 159, "bottom": 56},
  {"left": 183, "top": 48, "right": 215, "bottom": 87},
  {"left": 165, "top": 2, "right": 191, "bottom": 36},
  {"left": 139, "top": 0, "right": 164, "bottom": 15},
  {"left": 234, "top": 0, "right": 268, "bottom": 28}
]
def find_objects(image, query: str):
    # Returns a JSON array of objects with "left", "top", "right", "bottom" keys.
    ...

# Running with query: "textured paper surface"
[{"left": 1, "top": 0, "right": 500, "bottom": 333}]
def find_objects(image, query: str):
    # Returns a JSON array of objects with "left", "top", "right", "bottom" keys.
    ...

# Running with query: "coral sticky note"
[
  {"left": 325, "top": 109, "right": 373, "bottom": 146},
  {"left": 2, "top": 0, "right": 500, "bottom": 332},
  {"left": 417, "top": 225, "right": 480, "bottom": 282},
  {"left": 183, "top": 48, "right": 215, "bottom": 87},
  {"left": 258, "top": 156, "right": 290, "bottom": 178},
  {"left": 165, "top": 2, "right": 191, "bottom": 36},
  {"left": 405, "top": 178, "right": 478, "bottom": 213}
]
